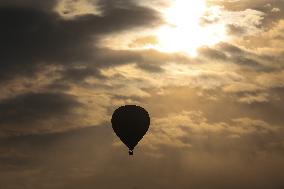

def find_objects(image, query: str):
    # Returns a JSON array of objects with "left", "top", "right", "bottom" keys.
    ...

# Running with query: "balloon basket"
[{"left": 128, "top": 150, "right": 134, "bottom": 156}]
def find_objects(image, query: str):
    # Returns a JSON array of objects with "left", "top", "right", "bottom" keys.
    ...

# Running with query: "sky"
[{"left": 0, "top": 0, "right": 284, "bottom": 188}]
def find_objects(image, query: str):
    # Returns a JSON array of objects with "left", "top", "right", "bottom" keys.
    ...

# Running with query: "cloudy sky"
[{"left": 1, "top": 0, "right": 284, "bottom": 188}]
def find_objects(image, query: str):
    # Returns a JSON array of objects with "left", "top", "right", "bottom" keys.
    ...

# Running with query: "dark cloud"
[
  {"left": 0, "top": 4, "right": 162, "bottom": 82},
  {"left": 87, "top": 48, "right": 187, "bottom": 75},
  {"left": 135, "top": 62, "right": 165, "bottom": 72},
  {"left": 226, "top": 24, "right": 247, "bottom": 35},
  {"left": 0, "top": 0, "right": 56, "bottom": 10},
  {"left": 200, "top": 43, "right": 247, "bottom": 61},
  {"left": 0, "top": 92, "right": 81, "bottom": 136},
  {"left": 60, "top": 67, "right": 106, "bottom": 82},
  {"left": 198, "top": 46, "right": 228, "bottom": 60},
  {"left": 198, "top": 43, "right": 265, "bottom": 68}
]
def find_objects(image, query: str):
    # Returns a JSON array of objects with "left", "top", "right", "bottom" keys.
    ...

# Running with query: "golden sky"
[{"left": 0, "top": 0, "right": 284, "bottom": 188}]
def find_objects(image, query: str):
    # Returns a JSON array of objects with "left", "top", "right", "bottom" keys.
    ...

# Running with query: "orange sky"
[{"left": 0, "top": 0, "right": 284, "bottom": 188}]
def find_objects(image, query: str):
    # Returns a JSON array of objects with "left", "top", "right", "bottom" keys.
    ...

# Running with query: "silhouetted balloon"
[{"left": 111, "top": 105, "right": 150, "bottom": 155}]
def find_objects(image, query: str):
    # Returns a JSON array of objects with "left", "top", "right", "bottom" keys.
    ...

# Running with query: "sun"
[
  {"left": 97, "top": 0, "right": 227, "bottom": 55},
  {"left": 154, "top": 0, "right": 226, "bottom": 56}
]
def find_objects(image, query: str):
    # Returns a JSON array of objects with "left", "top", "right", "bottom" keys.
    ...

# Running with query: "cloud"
[
  {"left": 209, "top": 0, "right": 284, "bottom": 30},
  {"left": 1, "top": 114, "right": 283, "bottom": 189},
  {"left": 199, "top": 42, "right": 272, "bottom": 69},
  {"left": 0, "top": 92, "right": 83, "bottom": 137},
  {"left": 271, "top": 7, "right": 281, "bottom": 13},
  {"left": 239, "top": 20, "right": 284, "bottom": 52},
  {"left": 0, "top": 0, "right": 57, "bottom": 10},
  {"left": 201, "top": 4, "right": 266, "bottom": 36},
  {"left": 147, "top": 110, "right": 283, "bottom": 151},
  {"left": 0, "top": 4, "right": 162, "bottom": 82},
  {"left": 256, "top": 70, "right": 284, "bottom": 88},
  {"left": 224, "top": 9, "right": 265, "bottom": 36},
  {"left": 55, "top": 0, "right": 102, "bottom": 18}
]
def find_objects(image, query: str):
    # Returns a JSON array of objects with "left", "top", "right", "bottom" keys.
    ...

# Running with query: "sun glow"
[{"left": 155, "top": 0, "right": 226, "bottom": 56}]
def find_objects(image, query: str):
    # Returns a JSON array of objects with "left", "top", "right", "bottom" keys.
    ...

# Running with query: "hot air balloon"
[{"left": 111, "top": 105, "right": 150, "bottom": 155}]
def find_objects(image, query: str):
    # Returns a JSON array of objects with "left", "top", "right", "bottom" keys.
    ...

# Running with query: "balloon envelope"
[{"left": 111, "top": 105, "right": 150, "bottom": 154}]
